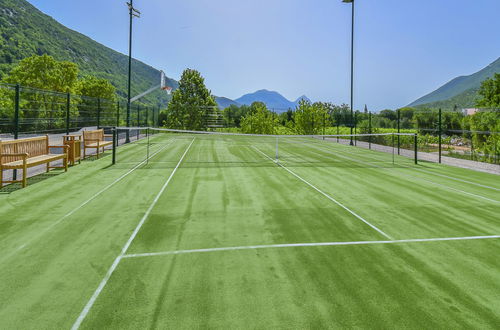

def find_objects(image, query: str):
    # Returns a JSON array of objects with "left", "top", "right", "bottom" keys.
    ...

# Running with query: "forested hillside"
[
  {"left": 0, "top": 0, "right": 177, "bottom": 105},
  {"left": 409, "top": 57, "right": 500, "bottom": 108}
]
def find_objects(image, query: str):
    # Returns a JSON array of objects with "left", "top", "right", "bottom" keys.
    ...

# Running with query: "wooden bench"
[
  {"left": 82, "top": 129, "right": 113, "bottom": 159},
  {"left": 0, "top": 136, "right": 68, "bottom": 188}
]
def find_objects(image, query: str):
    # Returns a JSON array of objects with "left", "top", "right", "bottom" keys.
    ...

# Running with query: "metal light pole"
[
  {"left": 342, "top": 0, "right": 355, "bottom": 145},
  {"left": 126, "top": 1, "right": 140, "bottom": 143}
]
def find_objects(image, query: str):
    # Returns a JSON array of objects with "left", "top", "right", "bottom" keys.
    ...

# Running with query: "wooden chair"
[
  {"left": 82, "top": 129, "right": 113, "bottom": 159},
  {"left": 0, "top": 136, "right": 68, "bottom": 188}
]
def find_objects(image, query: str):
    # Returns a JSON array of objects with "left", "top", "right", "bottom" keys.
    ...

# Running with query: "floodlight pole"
[
  {"left": 343, "top": 0, "right": 355, "bottom": 145},
  {"left": 126, "top": 0, "right": 140, "bottom": 143}
]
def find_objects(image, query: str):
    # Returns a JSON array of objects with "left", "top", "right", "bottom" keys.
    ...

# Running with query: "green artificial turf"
[{"left": 0, "top": 134, "right": 499, "bottom": 329}]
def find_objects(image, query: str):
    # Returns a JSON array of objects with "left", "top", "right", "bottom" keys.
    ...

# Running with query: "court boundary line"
[
  {"left": 315, "top": 138, "right": 500, "bottom": 191},
  {"left": 71, "top": 138, "right": 195, "bottom": 330},
  {"left": 0, "top": 138, "right": 177, "bottom": 263},
  {"left": 304, "top": 141, "right": 499, "bottom": 204},
  {"left": 252, "top": 147, "right": 393, "bottom": 240},
  {"left": 123, "top": 235, "right": 500, "bottom": 258}
]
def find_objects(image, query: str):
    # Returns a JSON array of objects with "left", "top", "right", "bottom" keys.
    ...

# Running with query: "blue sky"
[{"left": 27, "top": 0, "right": 500, "bottom": 110}]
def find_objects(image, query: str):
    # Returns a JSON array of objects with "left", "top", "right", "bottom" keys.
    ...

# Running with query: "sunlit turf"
[{"left": 0, "top": 134, "right": 499, "bottom": 329}]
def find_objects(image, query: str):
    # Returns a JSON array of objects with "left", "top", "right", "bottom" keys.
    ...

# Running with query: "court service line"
[
  {"left": 252, "top": 147, "right": 393, "bottom": 240},
  {"left": 123, "top": 235, "right": 500, "bottom": 258},
  {"left": 0, "top": 138, "right": 176, "bottom": 263},
  {"left": 71, "top": 138, "right": 195, "bottom": 330},
  {"left": 309, "top": 142, "right": 499, "bottom": 204}
]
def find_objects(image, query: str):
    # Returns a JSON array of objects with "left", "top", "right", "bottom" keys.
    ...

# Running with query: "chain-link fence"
[{"left": 326, "top": 107, "right": 499, "bottom": 165}]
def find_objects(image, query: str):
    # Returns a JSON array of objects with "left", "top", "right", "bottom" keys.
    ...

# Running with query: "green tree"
[
  {"left": 240, "top": 102, "right": 278, "bottom": 134},
  {"left": 476, "top": 73, "right": 500, "bottom": 108},
  {"left": 166, "top": 69, "right": 216, "bottom": 130},
  {"left": 3, "top": 54, "right": 79, "bottom": 92},
  {"left": 76, "top": 76, "right": 116, "bottom": 100},
  {"left": 294, "top": 100, "right": 328, "bottom": 135}
]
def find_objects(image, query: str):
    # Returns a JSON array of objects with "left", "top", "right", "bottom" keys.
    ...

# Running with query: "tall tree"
[{"left": 166, "top": 69, "right": 216, "bottom": 130}]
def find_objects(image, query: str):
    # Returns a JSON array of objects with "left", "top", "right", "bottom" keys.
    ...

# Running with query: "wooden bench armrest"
[
  {"left": 104, "top": 134, "right": 113, "bottom": 138},
  {"left": 0, "top": 153, "right": 29, "bottom": 159}
]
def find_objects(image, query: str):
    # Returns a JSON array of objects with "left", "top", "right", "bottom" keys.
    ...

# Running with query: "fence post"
[
  {"left": 13, "top": 84, "right": 20, "bottom": 181},
  {"left": 65, "top": 93, "right": 71, "bottom": 135},
  {"left": 438, "top": 108, "right": 442, "bottom": 163},
  {"left": 397, "top": 109, "right": 400, "bottom": 155},
  {"left": 354, "top": 112, "right": 357, "bottom": 146},
  {"left": 146, "top": 107, "right": 149, "bottom": 128},
  {"left": 116, "top": 101, "right": 120, "bottom": 127},
  {"left": 414, "top": 134, "right": 418, "bottom": 165},
  {"left": 137, "top": 105, "right": 140, "bottom": 127},
  {"left": 368, "top": 111, "right": 372, "bottom": 150},
  {"left": 97, "top": 98, "right": 101, "bottom": 129}
]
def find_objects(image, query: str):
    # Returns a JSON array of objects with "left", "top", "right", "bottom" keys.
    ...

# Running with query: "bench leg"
[
  {"left": 46, "top": 163, "right": 50, "bottom": 173},
  {"left": 97, "top": 146, "right": 100, "bottom": 159},
  {"left": 0, "top": 168, "right": 3, "bottom": 188},
  {"left": 22, "top": 163, "right": 27, "bottom": 188},
  {"left": 83, "top": 146, "right": 86, "bottom": 160},
  {"left": 64, "top": 156, "right": 68, "bottom": 172}
]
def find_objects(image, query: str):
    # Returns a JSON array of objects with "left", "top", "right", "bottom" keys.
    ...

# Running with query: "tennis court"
[{"left": 1, "top": 130, "right": 499, "bottom": 329}]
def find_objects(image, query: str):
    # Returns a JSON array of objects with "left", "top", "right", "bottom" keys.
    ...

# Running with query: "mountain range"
[
  {"left": 408, "top": 57, "right": 500, "bottom": 108},
  {"left": 1, "top": 0, "right": 497, "bottom": 111},
  {"left": 0, "top": 0, "right": 309, "bottom": 111}
]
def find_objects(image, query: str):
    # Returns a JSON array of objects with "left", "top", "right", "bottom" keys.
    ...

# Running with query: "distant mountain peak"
[{"left": 233, "top": 90, "right": 311, "bottom": 113}]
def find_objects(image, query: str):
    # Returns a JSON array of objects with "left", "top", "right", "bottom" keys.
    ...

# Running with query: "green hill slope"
[
  {"left": 0, "top": 0, "right": 177, "bottom": 105},
  {"left": 409, "top": 57, "right": 500, "bottom": 107}
]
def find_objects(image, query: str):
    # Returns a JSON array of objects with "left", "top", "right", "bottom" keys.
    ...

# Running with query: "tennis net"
[{"left": 111, "top": 127, "right": 418, "bottom": 169}]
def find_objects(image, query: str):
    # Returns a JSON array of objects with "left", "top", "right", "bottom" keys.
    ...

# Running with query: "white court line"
[
  {"left": 410, "top": 167, "right": 500, "bottom": 191},
  {"left": 0, "top": 138, "right": 176, "bottom": 263},
  {"left": 123, "top": 235, "right": 500, "bottom": 258},
  {"left": 308, "top": 142, "right": 500, "bottom": 204},
  {"left": 71, "top": 138, "right": 195, "bottom": 330},
  {"left": 321, "top": 140, "right": 500, "bottom": 191},
  {"left": 252, "top": 147, "right": 392, "bottom": 240}
]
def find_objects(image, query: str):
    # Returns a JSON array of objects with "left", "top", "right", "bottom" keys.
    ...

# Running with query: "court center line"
[
  {"left": 308, "top": 141, "right": 499, "bottom": 204},
  {"left": 252, "top": 147, "right": 393, "bottom": 240},
  {"left": 123, "top": 235, "right": 500, "bottom": 258},
  {"left": 71, "top": 138, "right": 195, "bottom": 330},
  {"left": 0, "top": 138, "right": 176, "bottom": 263}
]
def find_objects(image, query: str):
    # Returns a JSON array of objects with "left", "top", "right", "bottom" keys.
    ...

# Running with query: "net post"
[
  {"left": 438, "top": 108, "right": 442, "bottom": 163},
  {"left": 392, "top": 133, "right": 395, "bottom": 165},
  {"left": 368, "top": 111, "right": 372, "bottom": 150},
  {"left": 397, "top": 109, "right": 400, "bottom": 155},
  {"left": 414, "top": 133, "right": 418, "bottom": 165},
  {"left": 112, "top": 127, "right": 117, "bottom": 165}
]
